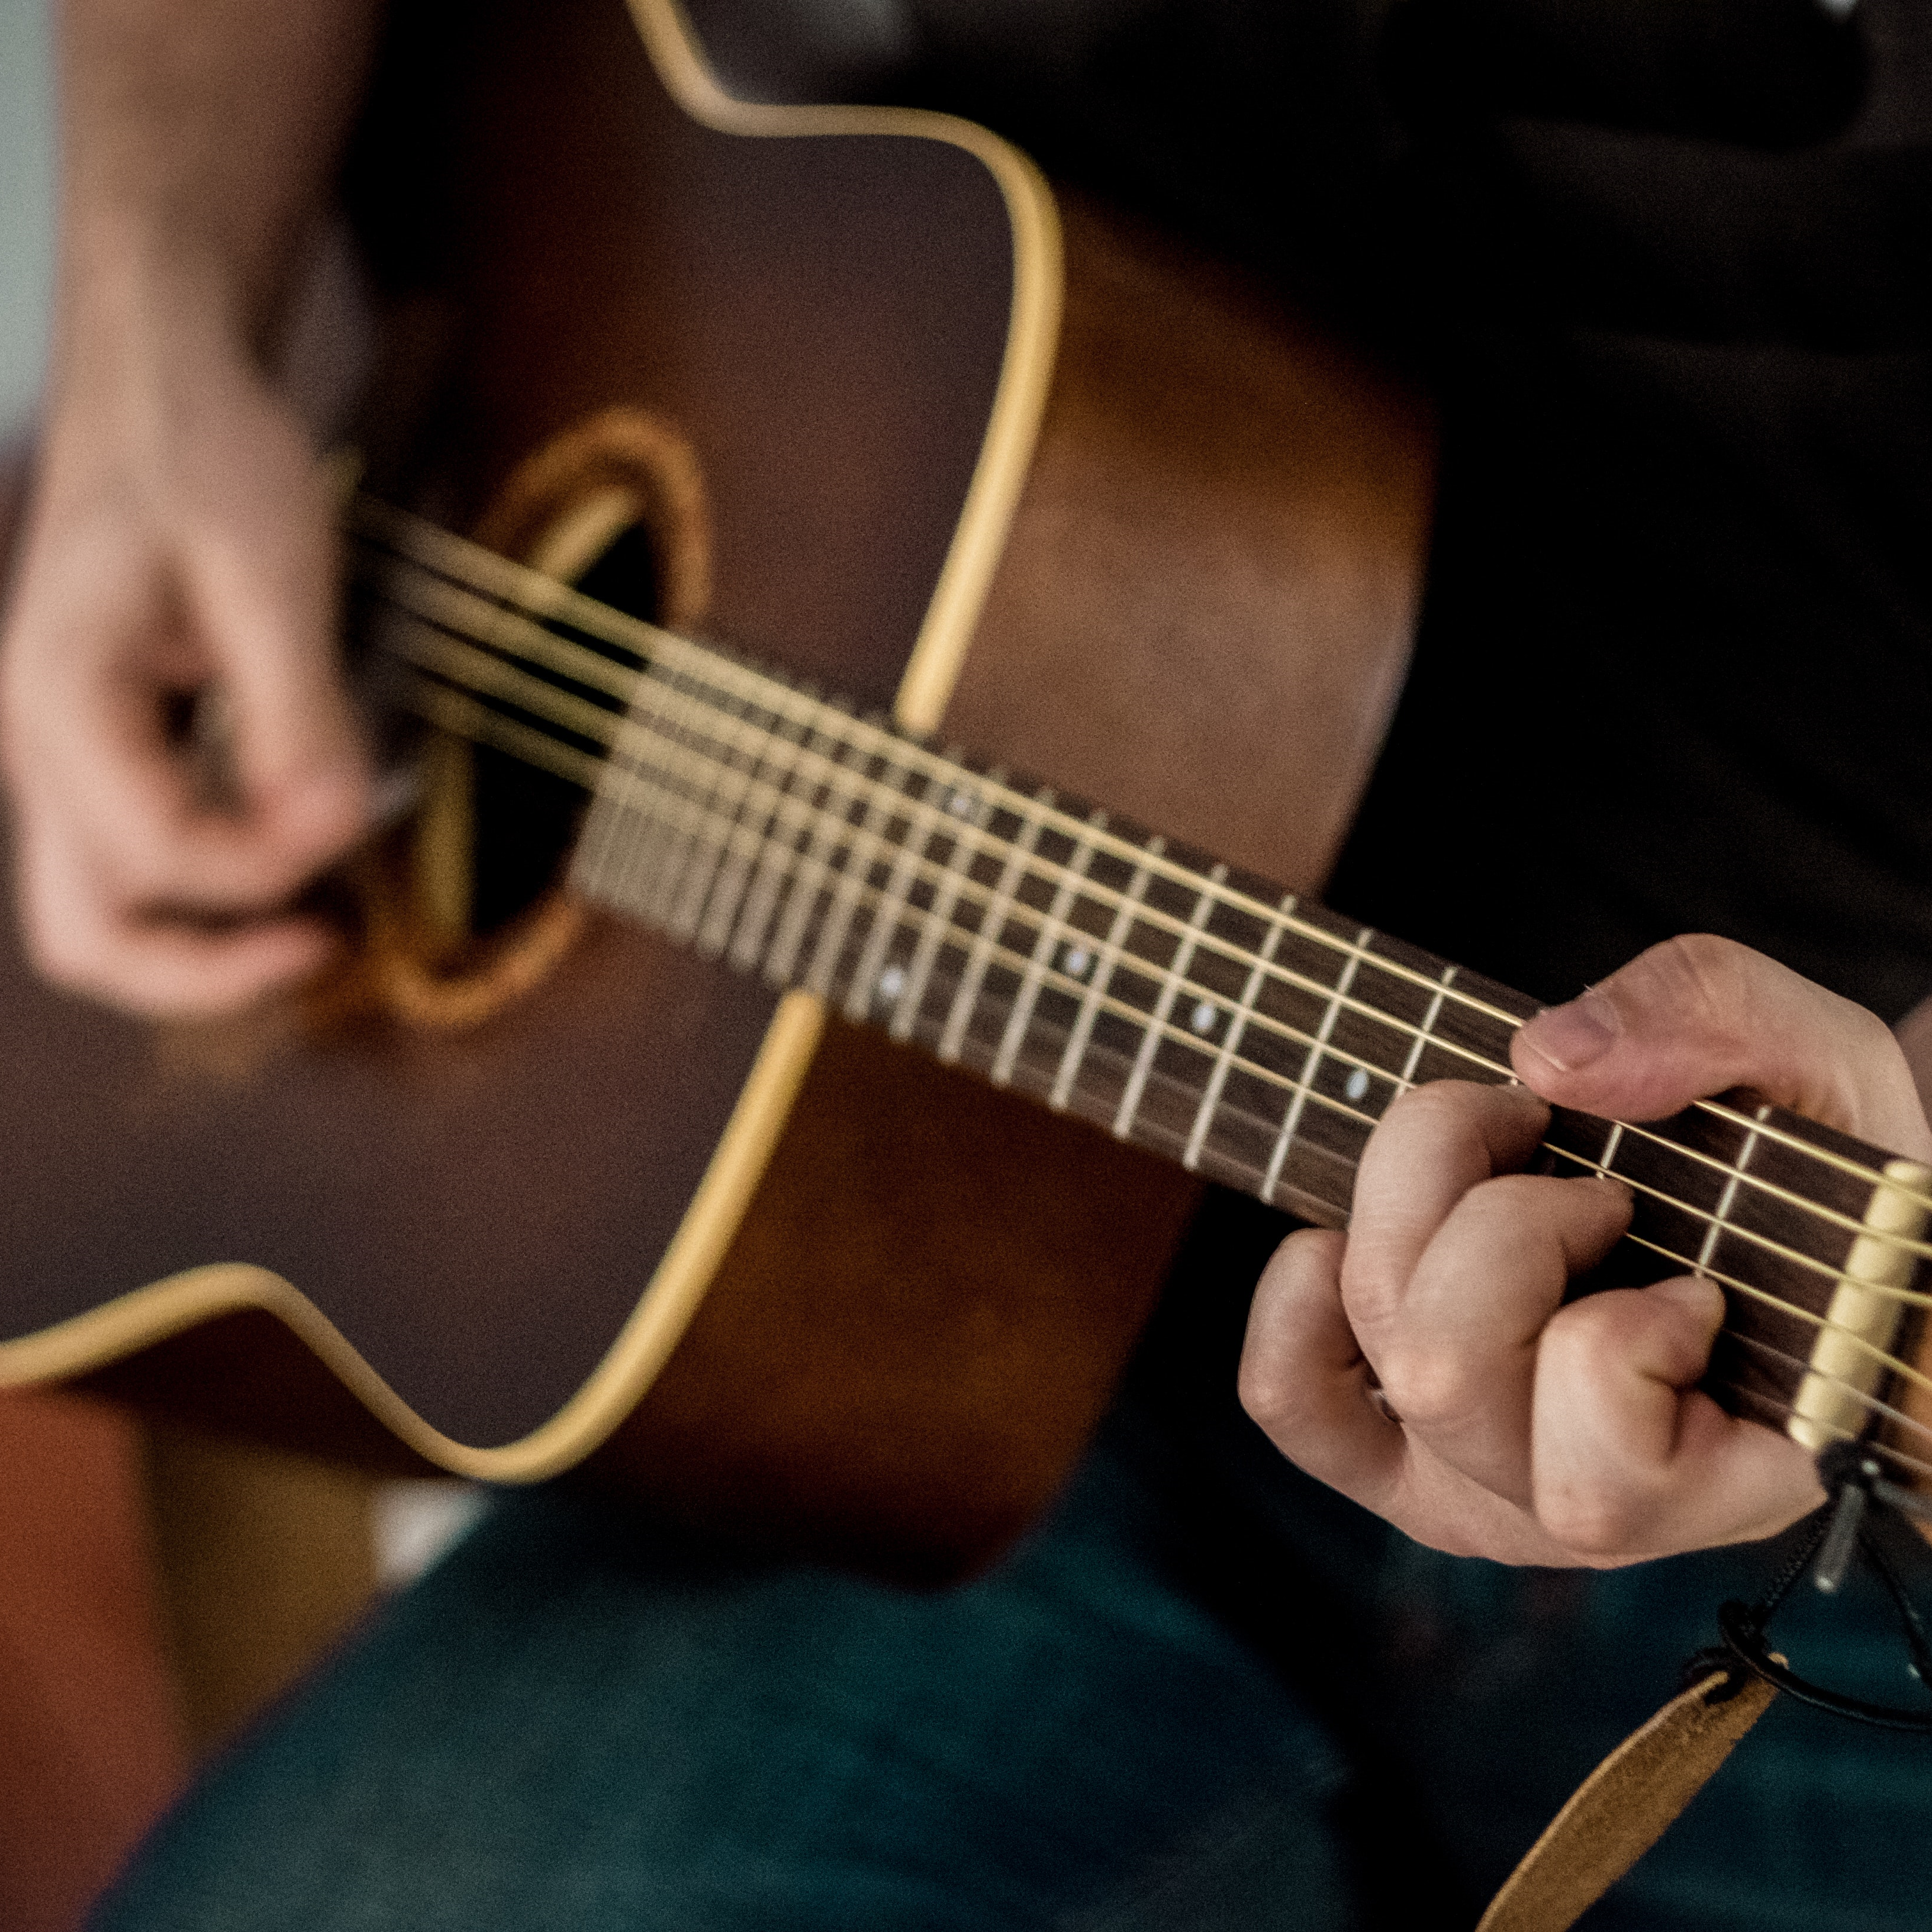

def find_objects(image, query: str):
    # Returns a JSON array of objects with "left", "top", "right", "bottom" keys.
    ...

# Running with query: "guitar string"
[
  {"left": 384, "top": 646, "right": 1932, "bottom": 1396},
  {"left": 355, "top": 514, "right": 1932, "bottom": 1236},
  {"left": 1720, "top": 1328, "right": 1932, "bottom": 1470},
  {"left": 362, "top": 561, "right": 1932, "bottom": 1303},
  {"left": 1718, "top": 1363, "right": 1932, "bottom": 1485},
  {"left": 1620, "top": 1226, "right": 1932, "bottom": 1405},
  {"left": 350, "top": 509, "right": 1932, "bottom": 1226}
]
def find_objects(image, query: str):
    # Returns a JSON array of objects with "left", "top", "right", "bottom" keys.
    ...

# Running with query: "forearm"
[{"left": 54, "top": 0, "right": 384, "bottom": 387}]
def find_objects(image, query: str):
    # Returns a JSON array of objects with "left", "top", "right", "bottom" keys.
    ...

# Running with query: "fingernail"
[{"left": 1521, "top": 990, "right": 1620, "bottom": 1072}]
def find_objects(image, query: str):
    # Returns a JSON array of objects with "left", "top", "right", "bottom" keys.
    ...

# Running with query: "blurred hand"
[
  {"left": 1239, "top": 933, "right": 1932, "bottom": 1566},
  {"left": 1, "top": 301, "right": 372, "bottom": 1016}
]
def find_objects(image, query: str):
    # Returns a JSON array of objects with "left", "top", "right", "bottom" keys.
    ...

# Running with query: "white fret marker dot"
[
  {"left": 876, "top": 965, "right": 907, "bottom": 1004},
  {"left": 1064, "top": 945, "right": 1093, "bottom": 978},
  {"left": 1345, "top": 1067, "right": 1371, "bottom": 1103},
  {"left": 1189, "top": 999, "right": 1218, "bottom": 1036},
  {"left": 947, "top": 790, "right": 975, "bottom": 817}
]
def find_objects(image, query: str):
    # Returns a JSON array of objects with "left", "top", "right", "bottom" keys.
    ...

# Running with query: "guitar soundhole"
[{"left": 362, "top": 405, "right": 711, "bottom": 1030}]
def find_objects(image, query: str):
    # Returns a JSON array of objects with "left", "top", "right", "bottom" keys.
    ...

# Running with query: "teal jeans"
[{"left": 91, "top": 1199, "right": 1932, "bottom": 1930}]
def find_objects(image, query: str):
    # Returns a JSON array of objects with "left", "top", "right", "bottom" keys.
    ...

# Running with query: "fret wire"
[
  {"left": 365, "top": 522, "right": 1932, "bottom": 1244},
  {"left": 1115, "top": 865, "right": 1225, "bottom": 1141},
  {"left": 1557, "top": 1105, "right": 1932, "bottom": 1281},
  {"left": 1695, "top": 1106, "right": 1765, "bottom": 1279},
  {"left": 413, "top": 629, "right": 1932, "bottom": 1296},
  {"left": 762, "top": 724, "right": 1932, "bottom": 1306},
  {"left": 992, "top": 809, "right": 1106, "bottom": 1088},
  {"left": 764, "top": 714, "right": 870, "bottom": 990},
  {"left": 569, "top": 639, "right": 1438, "bottom": 1115},
  {"left": 566, "top": 674, "right": 645, "bottom": 905},
  {"left": 937, "top": 787, "right": 1057, "bottom": 1066},
  {"left": 643, "top": 659, "right": 756, "bottom": 938},
  {"left": 632, "top": 659, "right": 771, "bottom": 937},
  {"left": 843, "top": 754, "right": 946, "bottom": 1026},
  {"left": 897, "top": 947, "right": 1296, "bottom": 1176},
  {"left": 601, "top": 698, "right": 842, "bottom": 986},
  {"left": 616, "top": 651, "right": 716, "bottom": 928},
  {"left": 1397, "top": 962, "right": 1457, "bottom": 1086},
  {"left": 397, "top": 672, "right": 1932, "bottom": 1337},
  {"left": 578, "top": 623, "right": 695, "bottom": 928},
  {"left": 369, "top": 564, "right": 1770, "bottom": 1182},
  {"left": 1264, "top": 929, "right": 1373, "bottom": 1205},
  {"left": 722, "top": 699, "right": 822, "bottom": 973},
  {"left": 1048, "top": 837, "right": 1160, "bottom": 1111},
  {"left": 889, "top": 769, "right": 1002, "bottom": 1044},
  {"left": 1184, "top": 895, "right": 1294, "bottom": 1172},
  {"left": 388, "top": 680, "right": 1932, "bottom": 1393},
  {"left": 693, "top": 687, "right": 806, "bottom": 959},
  {"left": 1717, "top": 1328, "right": 1932, "bottom": 1463},
  {"left": 1559, "top": 1144, "right": 1932, "bottom": 1312},
  {"left": 662, "top": 673, "right": 772, "bottom": 945},
  {"left": 688, "top": 738, "right": 917, "bottom": 1004},
  {"left": 801, "top": 727, "right": 912, "bottom": 1002},
  {"left": 1694, "top": 1095, "right": 1932, "bottom": 1218},
  {"left": 617, "top": 669, "right": 1932, "bottom": 1267}
]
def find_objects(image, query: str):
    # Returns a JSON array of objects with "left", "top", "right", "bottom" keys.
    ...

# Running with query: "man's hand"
[
  {"left": 0, "top": 0, "right": 385, "bottom": 1018},
  {"left": 1239, "top": 933, "right": 1932, "bottom": 1566},
  {"left": 1, "top": 313, "right": 372, "bottom": 1015}
]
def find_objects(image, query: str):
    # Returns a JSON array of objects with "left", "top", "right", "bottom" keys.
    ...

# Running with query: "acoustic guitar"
[{"left": 2, "top": 0, "right": 1925, "bottom": 1582}]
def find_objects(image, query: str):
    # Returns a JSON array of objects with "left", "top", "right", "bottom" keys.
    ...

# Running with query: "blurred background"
[{"left": 0, "top": 0, "right": 53, "bottom": 437}]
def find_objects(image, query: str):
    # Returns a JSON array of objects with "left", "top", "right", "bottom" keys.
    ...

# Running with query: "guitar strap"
[
  {"left": 1479, "top": 1451, "right": 1932, "bottom": 1931},
  {"left": 1473, "top": 1668, "right": 1776, "bottom": 1932}
]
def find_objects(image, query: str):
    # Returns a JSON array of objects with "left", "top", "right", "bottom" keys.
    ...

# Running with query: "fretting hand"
[{"left": 1239, "top": 933, "right": 1932, "bottom": 1566}]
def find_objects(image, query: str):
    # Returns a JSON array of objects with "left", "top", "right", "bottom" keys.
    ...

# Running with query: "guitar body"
[{"left": 0, "top": 0, "right": 1432, "bottom": 1578}]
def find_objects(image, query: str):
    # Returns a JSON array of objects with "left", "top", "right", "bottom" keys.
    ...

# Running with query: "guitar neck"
[
  {"left": 578, "top": 659, "right": 1523, "bottom": 1232},
  {"left": 358, "top": 503, "right": 1932, "bottom": 1475}
]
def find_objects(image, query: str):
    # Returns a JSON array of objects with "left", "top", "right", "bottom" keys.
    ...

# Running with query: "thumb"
[
  {"left": 1510, "top": 933, "right": 1932, "bottom": 1157},
  {"left": 185, "top": 439, "right": 372, "bottom": 872}
]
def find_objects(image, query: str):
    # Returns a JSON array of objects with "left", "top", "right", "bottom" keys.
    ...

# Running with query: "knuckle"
[
  {"left": 1847, "top": 1000, "right": 1899, "bottom": 1066},
  {"left": 1236, "top": 1351, "right": 1293, "bottom": 1432},
  {"left": 1463, "top": 1171, "right": 1556, "bottom": 1225},
  {"left": 1237, "top": 1345, "right": 1321, "bottom": 1442},
  {"left": 24, "top": 922, "right": 93, "bottom": 991},
  {"left": 1376, "top": 1344, "right": 1473, "bottom": 1433},
  {"left": 1537, "top": 1479, "right": 1644, "bottom": 1559},
  {"left": 1629, "top": 932, "right": 1743, "bottom": 1031}
]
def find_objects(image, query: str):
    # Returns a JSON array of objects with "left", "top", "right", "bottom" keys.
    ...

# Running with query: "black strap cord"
[{"left": 1683, "top": 1443, "right": 1932, "bottom": 1731}]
